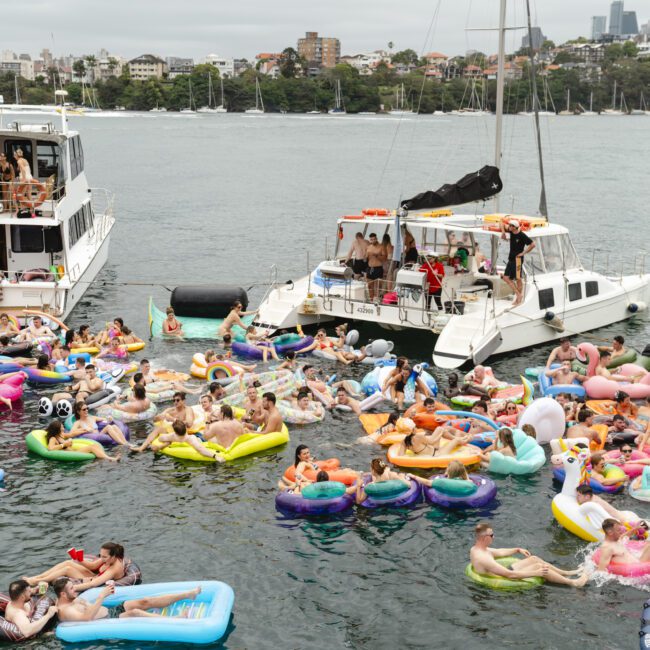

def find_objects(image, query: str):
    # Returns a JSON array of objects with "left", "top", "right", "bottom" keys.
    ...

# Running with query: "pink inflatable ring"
[{"left": 592, "top": 540, "right": 650, "bottom": 577}]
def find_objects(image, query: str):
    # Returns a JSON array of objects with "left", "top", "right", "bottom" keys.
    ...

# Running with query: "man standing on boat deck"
[
  {"left": 365, "top": 233, "right": 386, "bottom": 302},
  {"left": 345, "top": 232, "right": 369, "bottom": 279},
  {"left": 500, "top": 220, "right": 535, "bottom": 307}
]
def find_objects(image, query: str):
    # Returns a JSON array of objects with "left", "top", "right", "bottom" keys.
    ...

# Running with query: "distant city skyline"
[{"left": 4, "top": 0, "right": 648, "bottom": 62}]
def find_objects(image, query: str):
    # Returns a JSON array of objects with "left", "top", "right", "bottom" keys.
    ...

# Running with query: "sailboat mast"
[{"left": 493, "top": 0, "right": 507, "bottom": 212}]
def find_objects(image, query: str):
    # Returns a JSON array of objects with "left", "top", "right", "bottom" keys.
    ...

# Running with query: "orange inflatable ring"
[
  {"left": 14, "top": 181, "right": 47, "bottom": 209},
  {"left": 283, "top": 458, "right": 358, "bottom": 485}
]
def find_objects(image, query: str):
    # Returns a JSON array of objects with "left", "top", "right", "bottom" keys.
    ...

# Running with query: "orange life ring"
[
  {"left": 362, "top": 208, "right": 390, "bottom": 216},
  {"left": 14, "top": 181, "right": 47, "bottom": 209},
  {"left": 342, "top": 215, "right": 365, "bottom": 220}
]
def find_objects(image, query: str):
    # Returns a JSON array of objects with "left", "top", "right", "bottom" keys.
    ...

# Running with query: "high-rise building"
[
  {"left": 521, "top": 26, "right": 546, "bottom": 50},
  {"left": 591, "top": 16, "right": 607, "bottom": 40},
  {"left": 609, "top": 0, "right": 624, "bottom": 35},
  {"left": 622, "top": 11, "right": 639, "bottom": 34},
  {"left": 297, "top": 31, "right": 340, "bottom": 69}
]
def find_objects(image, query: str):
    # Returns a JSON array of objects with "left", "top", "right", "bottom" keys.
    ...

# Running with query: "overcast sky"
[{"left": 5, "top": 0, "right": 648, "bottom": 61}]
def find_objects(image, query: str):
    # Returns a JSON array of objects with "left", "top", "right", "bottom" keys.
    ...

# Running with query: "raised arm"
[{"left": 10, "top": 606, "right": 58, "bottom": 638}]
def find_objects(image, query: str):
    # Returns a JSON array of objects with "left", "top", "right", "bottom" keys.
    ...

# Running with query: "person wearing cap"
[
  {"left": 500, "top": 219, "right": 535, "bottom": 306},
  {"left": 545, "top": 337, "right": 578, "bottom": 367}
]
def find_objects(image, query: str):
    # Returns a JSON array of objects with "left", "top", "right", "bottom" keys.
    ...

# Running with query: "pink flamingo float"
[
  {"left": 577, "top": 342, "right": 650, "bottom": 399},
  {"left": 0, "top": 371, "right": 26, "bottom": 409}
]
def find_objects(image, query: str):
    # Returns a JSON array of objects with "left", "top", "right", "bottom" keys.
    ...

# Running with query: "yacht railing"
[
  {"left": 588, "top": 248, "right": 648, "bottom": 278},
  {"left": 0, "top": 180, "right": 65, "bottom": 217}
]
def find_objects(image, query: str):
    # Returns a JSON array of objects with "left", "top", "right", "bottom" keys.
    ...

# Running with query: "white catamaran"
[
  {"left": 253, "top": 1, "right": 650, "bottom": 368},
  {"left": 0, "top": 93, "right": 114, "bottom": 320}
]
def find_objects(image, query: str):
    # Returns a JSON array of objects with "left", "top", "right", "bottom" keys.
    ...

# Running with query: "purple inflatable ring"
[
  {"left": 275, "top": 487, "right": 355, "bottom": 515},
  {"left": 359, "top": 478, "right": 421, "bottom": 508},
  {"left": 423, "top": 474, "right": 497, "bottom": 508},
  {"left": 79, "top": 419, "right": 130, "bottom": 446}
]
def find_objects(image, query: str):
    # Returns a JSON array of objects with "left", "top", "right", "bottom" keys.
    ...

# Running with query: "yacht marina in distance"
[{"left": 0, "top": 94, "right": 114, "bottom": 320}]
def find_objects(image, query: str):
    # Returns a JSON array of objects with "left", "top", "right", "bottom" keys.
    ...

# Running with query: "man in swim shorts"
[
  {"left": 365, "top": 232, "right": 385, "bottom": 301},
  {"left": 261, "top": 392, "right": 283, "bottom": 432},
  {"left": 3, "top": 580, "right": 58, "bottom": 638},
  {"left": 544, "top": 359, "right": 586, "bottom": 387},
  {"left": 596, "top": 518, "right": 650, "bottom": 571},
  {"left": 345, "top": 232, "right": 368, "bottom": 279},
  {"left": 131, "top": 392, "right": 195, "bottom": 452},
  {"left": 54, "top": 577, "right": 200, "bottom": 621},
  {"left": 546, "top": 337, "right": 578, "bottom": 367},
  {"left": 204, "top": 404, "right": 245, "bottom": 450},
  {"left": 14, "top": 316, "right": 56, "bottom": 343},
  {"left": 499, "top": 220, "right": 535, "bottom": 306},
  {"left": 470, "top": 522, "right": 587, "bottom": 586}
]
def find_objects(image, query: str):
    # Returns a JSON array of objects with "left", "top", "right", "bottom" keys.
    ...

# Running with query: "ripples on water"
[{"left": 1, "top": 113, "right": 649, "bottom": 648}]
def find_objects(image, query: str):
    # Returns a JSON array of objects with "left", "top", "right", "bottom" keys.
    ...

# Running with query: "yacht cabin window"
[
  {"left": 538, "top": 288, "right": 555, "bottom": 310},
  {"left": 11, "top": 225, "right": 63, "bottom": 253},
  {"left": 68, "top": 202, "right": 92, "bottom": 247},
  {"left": 586, "top": 281, "right": 599, "bottom": 297},
  {"left": 68, "top": 135, "right": 84, "bottom": 180},
  {"left": 568, "top": 283, "right": 582, "bottom": 301}
]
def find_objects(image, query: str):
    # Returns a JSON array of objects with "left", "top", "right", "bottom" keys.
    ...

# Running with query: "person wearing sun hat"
[{"left": 500, "top": 218, "right": 535, "bottom": 306}]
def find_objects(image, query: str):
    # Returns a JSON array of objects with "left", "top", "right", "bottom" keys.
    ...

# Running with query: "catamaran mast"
[{"left": 493, "top": 0, "right": 506, "bottom": 212}]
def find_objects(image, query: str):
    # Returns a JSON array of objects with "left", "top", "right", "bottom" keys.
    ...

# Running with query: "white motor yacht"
[{"left": 0, "top": 98, "right": 114, "bottom": 320}]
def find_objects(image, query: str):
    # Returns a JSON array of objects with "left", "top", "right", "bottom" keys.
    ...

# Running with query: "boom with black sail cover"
[{"left": 400, "top": 165, "right": 503, "bottom": 211}]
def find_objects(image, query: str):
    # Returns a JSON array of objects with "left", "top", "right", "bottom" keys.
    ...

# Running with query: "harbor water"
[{"left": 0, "top": 111, "right": 649, "bottom": 649}]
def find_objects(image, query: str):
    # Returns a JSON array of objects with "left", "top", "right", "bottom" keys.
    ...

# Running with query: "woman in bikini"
[
  {"left": 68, "top": 401, "right": 130, "bottom": 445},
  {"left": 217, "top": 301, "right": 258, "bottom": 338},
  {"left": 0, "top": 152, "right": 15, "bottom": 211},
  {"left": 162, "top": 307, "right": 183, "bottom": 338},
  {"left": 44, "top": 420, "right": 119, "bottom": 462},
  {"left": 24, "top": 542, "right": 126, "bottom": 591},
  {"left": 398, "top": 427, "right": 470, "bottom": 458},
  {"left": 277, "top": 445, "right": 321, "bottom": 491}
]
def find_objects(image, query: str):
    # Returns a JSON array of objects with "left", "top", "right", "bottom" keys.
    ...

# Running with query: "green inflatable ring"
[
  {"left": 25, "top": 429, "right": 98, "bottom": 462},
  {"left": 431, "top": 477, "right": 477, "bottom": 496},
  {"left": 272, "top": 333, "right": 300, "bottom": 345},
  {"left": 302, "top": 481, "right": 347, "bottom": 500},
  {"left": 364, "top": 479, "right": 409, "bottom": 499},
  {"left": 465, "top": 557, "right": 544, "bottom": 590}
]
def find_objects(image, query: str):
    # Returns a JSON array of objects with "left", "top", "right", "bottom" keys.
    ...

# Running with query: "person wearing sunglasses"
[
  {"left": 130, "top": 392, "right": 195, "bottom": 453},
  {"left": 67, "top": 401, "right": 129, "bottom": 445},
  {"left": 470, "top": 522, "right": 588, "bottom": 587}
]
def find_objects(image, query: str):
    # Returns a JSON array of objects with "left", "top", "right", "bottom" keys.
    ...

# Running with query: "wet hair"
[
  {"left": 336, "top": 387, "right": 347, "bottom": 395},
  {"left": 614, "top": 335, "right": 624, "bottom": 344},
  {"left": 404, "top": 433, "right": 415, "bottom": 449},
  {"left": 133, "top": 385, "right": 146, "bottom": 400},
  {"left": 220, "top": 404, "right": 233, "bottom": 419},
  {"left": 424, "top": 397, "right": 435, "bottom": 406},
  {"left": 591, "top": 452, "right": 604, "bottom": 466},
  {"left": 614, "top": 391, "right": 629, "bottom": 403},
  {"left": 559, "top": 336, "right": 570, "bottom": 343},
  {"left": 297, "top": 391, "right": 310, "bottom": 401},
  {"left": 113, "top": 318, "right": 124, "bottom": 327},
  {"left": 36, "top": 354, "right": 50, "bottom": 369},
  {"left": 521, "top": 424, "right": 536, "bottom": 438},
  {"left": 600, "top": 350, "right": 611, "bottom": 359},
  {"left": 231, "top": 301, "right": 243, "bottom": 310},
  {"left": 46, "top": 420, "right": 63, "bottom": 442},
  {"left": 371, "top": 458, "right": 387, "bottom": 475},
  {"left": 446, "top": 460, "right": 468, "bottom": 480},
  {"left": 285, "top": 351, "right": 296, "bottom": 360},
  {"left": 473, "top": 400, "right": 488, "bottom": 413},
  {"left": 209, "top": 381, "right": 224, "bottom": 394},
  {"left": 475, "top": 522, "right": 492, "bottom": 537},
  {"left": 263, "top": 391, "right": 276, "bottom": 404},
  {"left": 612, "top": 414, "right": 625, "bottom": 423},
  {"left": 302, "top": 364, "right": 313, "bottom": 373},
  {"left": 79, "top": 325, "right": 90, "bottom": 335},
  {"left": 577, "top": 409, "right": 593, "bottom": 423},
  {"left": 498, "top": 428, "right": 515, "bottom": 453},
  {"left": 173, "top": 391, "right": 186, "bottom": 401},
  {"left": 0, "top": 336, "right": 8, "bottom": 346},
  {"left": 62, "top": 345, "right": 70, "bottom": 353},
  {"left": 576, "top": 484, "right": 594, "bottom": 497},
  {"left": 315, "top": 470, "right": 329, "bottom": 482},
  {"left": 73, "top": 401, "right": 88, "bottom": 418},
  {"left": 133, "top": 372, "right": 144, "bottom": 384},
  {"left": 172, "top": 419, "right": 186, "bottom": 436},
  {"left": 52, "top": 577, "right": 71, "bottom": 597},
  {"left": 75, "top": 357, "right": 86, "bottom": 367},
  {"left": 100, "top": 542, "right": 124, "bottom": 559},
  {"left": 140, "top": 358, "right": 150, "bottom": 366},
  {"left": 65, "top": 330, "right": 75, "bottom": 345},
  {"left": 294, "top": 444, "right": 309, "bottom": 467},
  {"left": 85, "top": 364, "right": 96, "bottom": 371},
  {"left": 602, "top": 518, "right": 619, "bottom": 534},
  {"left": 121, "top": 326, "right": 131, "bottom": 335},
  {"left": 8, "top": 579, "right": 30, "bottom": 601},
  {"left": 386, "top": 413, "right": 399, "bottom": 426},
  {"left": 395, "top": 357, "right": 407, "bottom": 369},
  {"left": 448, "top": 373, "right": 458, "bottom": 385}
]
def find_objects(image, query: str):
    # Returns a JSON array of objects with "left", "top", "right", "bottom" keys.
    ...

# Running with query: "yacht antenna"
[{"left": 524, "top": 0, "right": 549, "bottom": 219}]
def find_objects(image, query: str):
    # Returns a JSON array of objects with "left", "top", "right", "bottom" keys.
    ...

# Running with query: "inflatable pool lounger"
[{"left": 55, "top": 580, "right": 234, "bottom": 644}]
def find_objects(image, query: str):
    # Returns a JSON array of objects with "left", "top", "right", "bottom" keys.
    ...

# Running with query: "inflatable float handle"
[{"left": 436, "top": 410, "right": 499, "bottom": 431}]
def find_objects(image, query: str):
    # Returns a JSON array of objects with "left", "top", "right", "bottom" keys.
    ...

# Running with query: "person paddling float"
[{"left": 500, "top": 219, "right": 535, "bottom": 307}]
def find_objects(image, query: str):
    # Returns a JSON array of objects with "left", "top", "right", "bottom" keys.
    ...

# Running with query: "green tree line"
[{"left": 2, "top": 56, "right": 649, "bottom": 114}]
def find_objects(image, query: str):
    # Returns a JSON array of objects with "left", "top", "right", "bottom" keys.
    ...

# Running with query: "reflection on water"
[{"left": 1, "top": 114, "right": 650, "bottom": 648}]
